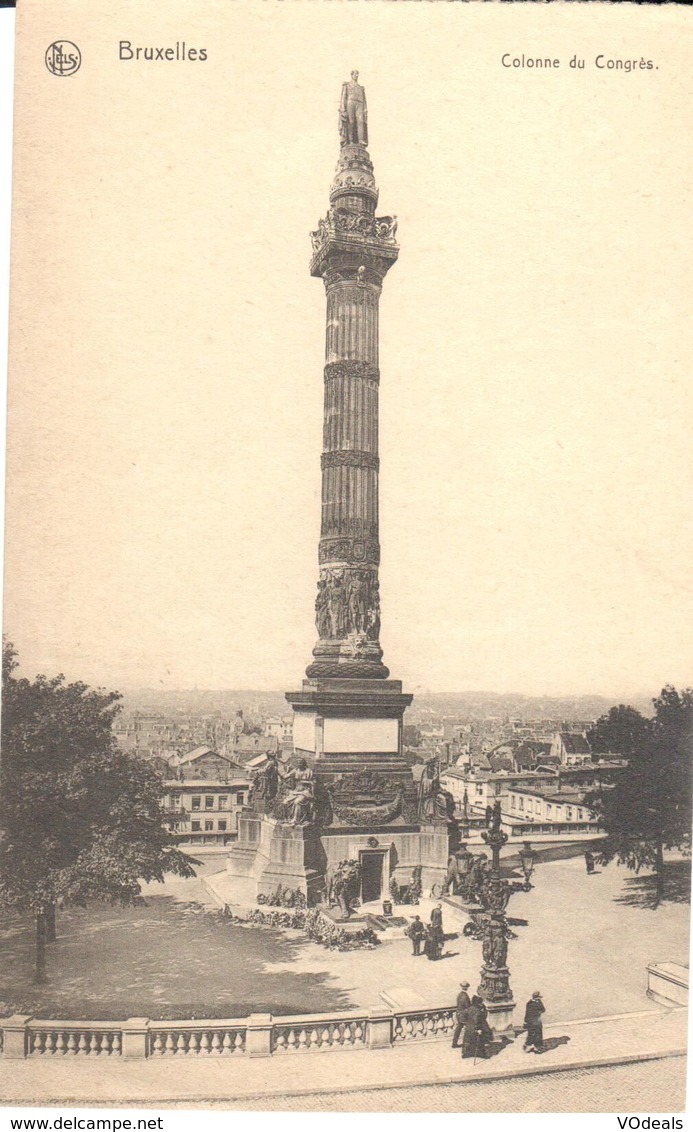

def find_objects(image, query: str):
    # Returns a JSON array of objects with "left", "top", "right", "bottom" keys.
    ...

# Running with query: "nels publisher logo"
[{"left": 45, "top": 41, "right": 82, "bottom": 77}]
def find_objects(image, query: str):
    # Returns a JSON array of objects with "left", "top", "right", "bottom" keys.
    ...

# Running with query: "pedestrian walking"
[
  {"left": 523, "top": 990, "right": 545, "bottom": 1053},
  {"left": 406, "top": 914, "right": 426, "bottom": 956},
  {"left": 451, "top": 981, "right": 471, "bottom": 1048},
  {"left": 461, "top": 995, "right": 492, "bottom": 1060},
  {"left": 584, "top": 850, "right": 595, "bottom": 874}
]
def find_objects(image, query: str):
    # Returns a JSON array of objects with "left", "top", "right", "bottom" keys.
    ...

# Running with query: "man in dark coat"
[
  {"left": 423, "top": 923, "right": 442, "bottom": 961},
  {"left": 461, "top": 996, "right": 493, "bottom": 1059},
  {"left": 523, "top": 990, "right": 545, "bottom": 1052},
  {"left": 584, "top": 850, "right": 595, "bottom": 874},
  {"left": 429, "top": 904, "right": 444, "bottom": 958},
  {"left": 451, "top": 981, "right": 471, "bottom": 1048},
  {"left": 407, "top": 915, "right": 426, "bottom": 956}
]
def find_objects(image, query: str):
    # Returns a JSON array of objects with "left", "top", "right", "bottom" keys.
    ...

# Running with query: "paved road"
[{"left": 217, "top": 1056, "right": 687, "bottom": 1113}]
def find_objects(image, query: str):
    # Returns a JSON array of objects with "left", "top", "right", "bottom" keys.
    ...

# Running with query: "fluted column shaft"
[{"left": 306, "top": 142, "right": 398, "bottom": 680}]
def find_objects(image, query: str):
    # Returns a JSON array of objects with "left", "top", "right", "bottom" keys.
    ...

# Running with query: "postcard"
[{"left": 1, "top": 0, "right": 691, "bottom": 1116}]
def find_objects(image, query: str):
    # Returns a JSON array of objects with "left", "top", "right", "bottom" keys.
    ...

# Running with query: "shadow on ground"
[
  {"left": 614, "top": 861, "right": 691, "bottom": 909},
  {"left": 538, "top": 1035, "right": 571, "bottom": 1053},
  {"left": 0, "top": 895, "right": 355, "bottom": 1021}
]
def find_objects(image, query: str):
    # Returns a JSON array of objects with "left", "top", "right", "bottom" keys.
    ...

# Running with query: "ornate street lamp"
[
  {"left": 477, "top": 804, "right": 538, "bottom": 1037},
  {"left": 518, "top": 840, "right": 537, "bottom": 891}
]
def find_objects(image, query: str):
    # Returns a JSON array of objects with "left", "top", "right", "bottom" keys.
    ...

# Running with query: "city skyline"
[{"left": 4, "top": 4, "right": 692, "bottom": 699}]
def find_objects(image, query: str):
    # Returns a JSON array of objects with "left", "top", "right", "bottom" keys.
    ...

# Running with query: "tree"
[
  {"left": 587, "top": 686, "right": 692, "bottom": 907},
  {"left": 0, "top": 642, "right": 195, "bottom": 983},
  {"left": 588, "top": 703, "right": 652, "bottom": 758}
]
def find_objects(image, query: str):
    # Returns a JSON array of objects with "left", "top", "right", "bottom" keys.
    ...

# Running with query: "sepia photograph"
[{"left": 0, "top": 0, "right": 691, "bottom": 1117}]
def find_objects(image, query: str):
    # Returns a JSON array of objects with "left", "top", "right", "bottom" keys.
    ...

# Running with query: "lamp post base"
[{"left": 485, "top": 998, "right": 516, "bottom": 1037}]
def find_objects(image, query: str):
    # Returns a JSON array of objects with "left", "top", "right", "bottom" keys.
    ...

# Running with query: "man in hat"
[
  {"left": 523, "top": 991, "right": 546, "bottom": 1052},
  {"left": 451, "top": 981, "right": 471, "bottom": 1048},
  {"left": 406, "top": 914, "right": 426, "bottom": 957}
]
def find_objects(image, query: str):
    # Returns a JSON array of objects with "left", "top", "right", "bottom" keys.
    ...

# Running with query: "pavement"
[{"left": 0, "top": 1006, "right": 687, "bottom": 1109}]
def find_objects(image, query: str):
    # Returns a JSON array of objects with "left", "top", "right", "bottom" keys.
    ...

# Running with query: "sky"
[{"left": 3, "top": 0, "right": 692, "bottom": 699}]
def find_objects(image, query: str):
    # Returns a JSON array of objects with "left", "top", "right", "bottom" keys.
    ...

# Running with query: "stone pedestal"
[
  {"left": 227, "top": 816, "right": 325, "bottom": 904},
  {"left": 478, "top": 966, "right": 516, "bottom": 1036},
  {"left": 647, "top": 961, "right": 689, "bottom": 1007},
  {"left": 485, "top": 998, "right": 516, "bottom": 1036},
  {"left": 286, "top": 677, "right": 412, "bottom": 781},
  {"left": 227, "top": 815, "right": 452, "bottom": 906},
  {"left": 1, "top": 1015, "right": 31, "bottom": 1059},
  {"left": 121, "top": 1017, "right": 150, "bottom": 1060},
  {"left": 246, "top": 1014, "right": 273, "bottom": 1058}
]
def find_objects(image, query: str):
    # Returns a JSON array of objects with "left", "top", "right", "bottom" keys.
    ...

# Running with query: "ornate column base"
[
  {"left": 306, "top": 636, "right": 389, "bottom": 680},
  {"left": 478, "top": 965, "right": 516, "bottom": 1036},
  {"left": 484, "top": 998, "right": 517, "bottom": 1037}
]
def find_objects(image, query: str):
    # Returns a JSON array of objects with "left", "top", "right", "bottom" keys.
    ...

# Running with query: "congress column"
[
  {"left": 286, "top": 72, "right": 413, "bottom": 782},
  {"left": 307, "top": 70, "right": 398, "bottom": 681}
]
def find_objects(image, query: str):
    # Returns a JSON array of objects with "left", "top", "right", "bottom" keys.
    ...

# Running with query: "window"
[
  {"left": 204, "top": 820, "right": 213, "bottom": 832},
  {"left": 235, "top": 791, "right": 246, "bottom": 805},
  {"left": 476, "top": 785, "right": 483, "bottom": 795},
  {"left": 192, "top": 796, "right": 201, "bottom": 810},
  {"left": 519, "top": 798, "right": 524, "bottom": 810},
  {"left": 511, "top": 796, "right": 516, "bottom": 808},
  {"left": 218, "top": 820, "right": 227, "bottom": 832},
  {"left": 205, "top": 796, "right": 214, "bottom": 809},
  {"left": 170, "top": 794, "right": 181, "bottom": 811},
  {"left": 546, "top": 804, "right": 552, "bottom": 815},
  {"left": 219, "top": 796, "right": 228, "bottom": 810},
  {"left": 566, "top": 807, "right": 573, "bottom": 820},
  {"left": 577, "top": 809, "right": 583, "bottom": 820},
  {"left": 191, "top": 821, "right": 201, "bottom": 832}
]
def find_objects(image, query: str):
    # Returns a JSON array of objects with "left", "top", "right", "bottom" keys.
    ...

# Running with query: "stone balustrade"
[
  {"left": 270, "top": 1010, "right": 369, "bottom": 1054},
  {"left": 148, "top": 1020, "right": 247, "bottom": 1057},
  {"left": 392, "top": 1006, "right": 455, "bottom": 1043},
  {"left": 1, "top": 1004, "right": 458, "bottom": 1059}
]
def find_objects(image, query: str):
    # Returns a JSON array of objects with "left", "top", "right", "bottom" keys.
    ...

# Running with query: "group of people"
[
  {"left": 451, "top": 982, "right": 494, "bottom": 1059},
  {"left": 406, "top": 904, "right": 445, "bottom": 961},
  {"left": 451, "top": 983, "right": 546, "bottom": 1059}
]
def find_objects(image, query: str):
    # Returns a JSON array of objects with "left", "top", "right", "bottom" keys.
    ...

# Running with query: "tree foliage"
[
  {"left": 0, "top": 642, "right": 195, "bottom": 978},
  {"left": 587, "top": 686, "right": 692, "bottom": 906},
  {"left": 588, "top": 703, "right": 652, "bottom": 758}
]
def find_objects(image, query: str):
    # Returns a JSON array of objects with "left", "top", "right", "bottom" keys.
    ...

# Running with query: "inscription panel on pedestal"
[{"left": 323, "top": 716, "right": 399, "bottom": 754}]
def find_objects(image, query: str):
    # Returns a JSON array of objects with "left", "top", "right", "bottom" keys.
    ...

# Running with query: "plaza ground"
[{"left": 1, "top": 854, "right": 689, "bottom": 1024}]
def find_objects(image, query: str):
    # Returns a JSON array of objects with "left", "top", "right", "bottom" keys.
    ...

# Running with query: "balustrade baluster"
[
  {"left": 221, "top": 1032, "right": 233, "bottom": 1055},
  {"left": 199, "top": 1032, "right": 210, "bottom": 1056},
  {"left": 55, "top": 1033, "right": 66, "bottom": 1055},
  {"left": 111, "top": 1033, "right": 122, "bottom": 1055},
  {"left": 211, "top": 1032, "right": 221, "bottom": 1055},
  {"left": 77, "top": 1033, "right": 88, "bottom": 1055},
  {"left": 353, "top": 1022, "right": 364, "bottom": 1046},
  {"left": 151, "top": 1033, "right": 164, "bottom": 1056}
]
